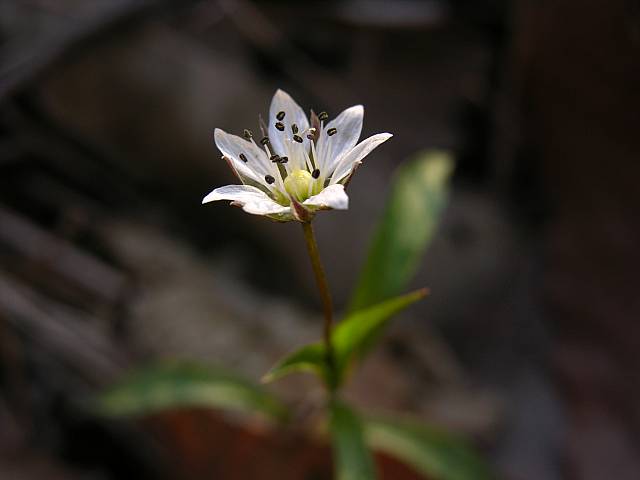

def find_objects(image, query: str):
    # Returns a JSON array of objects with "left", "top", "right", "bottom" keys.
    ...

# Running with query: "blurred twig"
[
  {"left": 0, "top": 204, "right": 130, "bottom": 310},
  {"left": 0, "top": 269, "right": 129, "bottom": 385},
  {"left": 216, "top": 0, "right": 354, "bottom": 106},
  {"left": 0, "top": 0, "right": 178, "bottom": 100}
]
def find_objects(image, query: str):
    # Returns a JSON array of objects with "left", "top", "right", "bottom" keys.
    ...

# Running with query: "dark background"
[{"left": 1, "top": 1, "right": 639, "bottom": 479}]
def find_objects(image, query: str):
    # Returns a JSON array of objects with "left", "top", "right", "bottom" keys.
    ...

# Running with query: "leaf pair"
[
  {"left": 330, "top": 401, "right": 494, "bottom": 480},
  {"left": 262, "top": 288, "right": 428, "bottom": 389},
  {"left": 96, "top": 361, "right": 287, "bottom": 422}
]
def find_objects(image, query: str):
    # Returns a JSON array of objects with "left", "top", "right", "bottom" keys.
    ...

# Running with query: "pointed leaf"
[
  {"left": 262, "top": 342, "right": 327, "bottom": 384},
  {"left": 349, "top": 150, "right": 453, "bottom": 312},
  {"left": 95, "top": 361, "right": 287, "bottom": 421},
  {"left": 365, "top": 416, "right": 494, "bottom": 480},
  {"left": 334, "top": 289, "right": 428, "bottom": 382},
  {"left": 330, "top": 401, "right": 378, "bottom": 480}
]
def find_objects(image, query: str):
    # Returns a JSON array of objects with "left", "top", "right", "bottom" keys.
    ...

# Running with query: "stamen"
[
  {"left": 305, "top": 127, "right": 317, "bottom": 141},
  {"left": 265, "top": 175, "right": 275, "bottom": 184},
  {"left": 239, "top": 153, "right": 248, "bottom": 162},
  {"left": 276, "top": 111, "right": 286, "bottom": 121},
  {"left": 293, "top": 134, "right": 303, "bottom": 143},
  {"left": 280, "top": 156, "right": 288, "bottom": 164},
  {"left": 260, "top": 136, "right": 270, "bottom": 146},
  {"left": 270, "top": 154, "right": 280, "bottom": 162},
  {"left": 327, "top": 128, "right": 337, "bottom": 136},
  {"left": 318, "top": 111, "right": 329, "bottom": 121},
  {"left": 312, "top": 169, "right": 320, "bottom": 179},
  {"left": 275, "top": 122, "right": 285, "bottom": 131},
  {"left": 291, "top": 123, "right": 299, "bottom": 134},
  {"left": 243, "top": 129, "right": 253, "bottom": 140}
]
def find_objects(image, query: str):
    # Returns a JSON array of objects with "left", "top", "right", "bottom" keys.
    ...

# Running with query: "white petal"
[
  {"left": 202, "top": 185, "right": 291, "bottom": 216},
  {"left": 214, "top": 128, "right": 274, "bottom": 186},
  {"left": 316, "top": 105, "right": 363, "bottom": 175},
  {"left": 330, "top": 133, "right": 393, "bottom": 184},
  {"left": 303, "top": 184, "right": 349, "bottom": 211},
  {"left": 268, "top": 89, "right": 310, "bottom": 158}
]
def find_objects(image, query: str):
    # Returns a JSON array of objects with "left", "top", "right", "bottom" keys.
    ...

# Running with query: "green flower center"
[{"left": 284, "top": 169, "right": 321, "bottom": 202}]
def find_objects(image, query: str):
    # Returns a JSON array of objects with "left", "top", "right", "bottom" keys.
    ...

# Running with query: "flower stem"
[{"left": 301, "top": 221, "right": 337, "bottom": 391}]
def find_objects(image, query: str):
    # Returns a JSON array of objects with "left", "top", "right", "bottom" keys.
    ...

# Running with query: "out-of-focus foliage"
[
  {"left": 330, "top": 400, "right": 378, "bottom": 480},
  {"left": 365, "top": 416, "right": 494, "bottom": 480},
  {"left": 262, "top": 290, "right": 426, "bottom": 388},
  {"left": 349, "top": 150, "right": 454, "bottom": 312},
  {"left": 96, "top": 361, "right": 288, "bottom": 421}
]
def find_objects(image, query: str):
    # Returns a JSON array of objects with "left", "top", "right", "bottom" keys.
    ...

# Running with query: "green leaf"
[
  {"left": 262, "top": 342, "right": 327, "bottom": 384},
  {"left": 95, "top": 361, "right": 288, "bottom": 421},
  {"left": 349, "top": 150, "right": 453, "bottom": 312},
  {"left": 364, "top": 416, "right": 494, "bottom": 480},
  {"left": 262, "top": 290, "right": 426, "bottom": 388},
  {"left": 334, "top": 289, "right": 427, "bottom": 382},
  {"left": 330, "top": 401, "right": 378, "bottom": 480}
]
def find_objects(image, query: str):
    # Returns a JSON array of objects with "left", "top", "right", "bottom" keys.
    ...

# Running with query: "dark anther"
[
  {"left": 293, "top": 135, "right": 303, "bottom": 143},
  {"left": 280, "top": 156, "right": 288, "bottom": 163},
  {"left": 265, "top": 175, "right": 275, "bottom": 184},
  {"left": 239, "top": 153, "right": 248, "bottom": 162},
  {"left": 318, "top": 111, "right": 329, "bottom": 121},
  {"left": 270, "top": 154, "right": 280, "bottom": 162},
  {"left": 312, "top": 169, "right": 320, "bottom": 179},
  {"left": 243, "top": 129, "right": 253, "bottom": 139},
  {"left": 276, "top": 111, "right": 286, "bottom": 121},
  {"left": 260, "top": 136, "right": 270, "bottom": 145},
  {"left": 275, "top": 122, "right": 285, "bottom": 131},
  {"left": 327, "top": 128, "right": 337, "bottom": 136},
  {"left": 291, "top": 123, "right": 299, "bottom": 134},
  {"left": 307, "top": 134, "right": 315, "bottom": 140}
]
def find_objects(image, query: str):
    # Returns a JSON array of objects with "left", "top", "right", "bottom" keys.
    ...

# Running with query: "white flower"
[{"left": 202, "top": 89, "right": 392, "bottom": 222}]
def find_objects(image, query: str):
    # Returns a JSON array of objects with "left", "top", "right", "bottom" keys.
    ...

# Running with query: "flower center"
[{"left": 284, "top": 169, "right": 317, "bottom": 202}]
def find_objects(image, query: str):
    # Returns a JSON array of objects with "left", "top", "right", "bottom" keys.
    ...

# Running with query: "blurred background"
[{"left": 1, "top": 0, "right": 639, "bottom": 479}]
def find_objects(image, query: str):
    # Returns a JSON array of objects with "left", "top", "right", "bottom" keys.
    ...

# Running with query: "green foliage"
[
  {"left": 96, "top": 361, "right": 287, "bottom": 421},
  {"left": 349, "top": 150, "right": 454, "bottom": 312},
  {"left": 330, "top": 401, "right": 378, "bottom": 480},
  {"left": 333, "top": 289, "right": 427, "bottom": 384},
  {"left": 263, "top": 290, "right": 426, "bottom": 388},
  {"left": 262, "top": 342, "right": 327, "bottom": 384},
  {"left": 364, "top": 416, "right": 494, "bottom": 480}
]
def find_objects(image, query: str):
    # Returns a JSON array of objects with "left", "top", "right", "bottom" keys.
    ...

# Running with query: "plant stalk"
[{"left": 301, "top": 221, "right": 337, "bottom": 390}]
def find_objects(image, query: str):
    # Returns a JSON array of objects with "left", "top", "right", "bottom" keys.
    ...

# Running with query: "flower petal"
[
  {"left": 316, "top": 105, "right": 363, "bottom": 176},
  {"left": 330, "top": 133, "right": 393, "bottom": 184},
  {"left": 202, "top": 184, "right": 291, "bottom": 216},
  {"left": 268, "top": 89, "right": 310, "bottom": 158},
  {"left": 303, "top": 184, "right": 349, "bottom": 211},
  {"left": 214, "top": 128, "right": 274, "bottom": 187}
]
